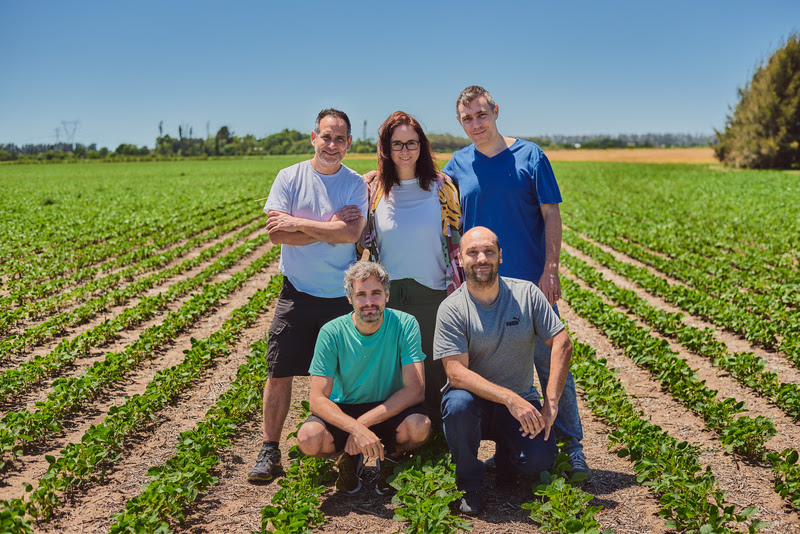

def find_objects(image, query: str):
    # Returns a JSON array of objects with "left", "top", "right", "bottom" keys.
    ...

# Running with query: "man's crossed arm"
[{"left": 266, "top": 204, "right": 365, "bottom": 245}]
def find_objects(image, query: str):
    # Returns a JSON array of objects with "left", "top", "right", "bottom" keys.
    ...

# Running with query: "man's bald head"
[{"left": 461, "top": 226, "right": 500, "bottom": 251}]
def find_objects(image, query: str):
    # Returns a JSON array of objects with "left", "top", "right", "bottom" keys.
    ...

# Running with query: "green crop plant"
[
  {"left": 523, "top": 451, "right": 610, "bottom": 534},
  {"left": 259, "top": 402, "right": 333, "bottom": 534},
  {"left": 391, "top": 454, "right": 472, "bottom": 534},
  {"left": 567, "top": 337, "right": 767, "bottom": 533}
]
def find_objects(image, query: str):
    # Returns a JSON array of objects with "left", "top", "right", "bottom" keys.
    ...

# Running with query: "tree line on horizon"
[{"left": 0, "top": 128, "right": 716, "bottom": 163}]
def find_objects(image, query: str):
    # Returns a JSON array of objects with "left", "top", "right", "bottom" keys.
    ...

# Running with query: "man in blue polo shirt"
[
  {"left": 442, "top": 85, "right": 589, "bottom": 479},
  {"left": 297, "top": 261, "right": 431, "bottom": 495}
]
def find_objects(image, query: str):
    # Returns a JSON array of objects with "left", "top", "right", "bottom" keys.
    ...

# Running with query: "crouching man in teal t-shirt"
[{"left": 297, "top": 261, "right": 431, "bottom": 495}]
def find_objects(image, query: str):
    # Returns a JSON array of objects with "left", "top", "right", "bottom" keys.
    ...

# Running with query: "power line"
[{"left": 61, "top": 120, "right": 79, "bottom": 143}]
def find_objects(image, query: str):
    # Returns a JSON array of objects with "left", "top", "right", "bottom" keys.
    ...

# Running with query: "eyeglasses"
[{"left": 390, "top": 140, "right": 420, "bottom": 151}]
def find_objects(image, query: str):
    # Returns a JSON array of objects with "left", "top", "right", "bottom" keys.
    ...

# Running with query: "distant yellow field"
[
  {"left": 351, "top": 147, "right": 718, "bottom": 165},
  {"left": 428, "top": 147, "right": 718, "bottom": 164},
  {"left": 543, "top": 147, "right": 716, "bottom": 164}
]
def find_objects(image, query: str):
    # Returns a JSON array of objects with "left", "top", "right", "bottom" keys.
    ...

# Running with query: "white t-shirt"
[
  {"left": 374, "top": 178, "right": 446, "bottom": 290},
  {"left": 264, "top": 160, "right": 368, "bottom": 298}
]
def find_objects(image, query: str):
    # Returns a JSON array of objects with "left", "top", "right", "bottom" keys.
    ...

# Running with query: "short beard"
[
  {"left": 466, "top": 264, "right": 498, "bottom": 289},
  {"left": 355, "top": 307, "right": 383, "bottom": 323},
  {"left": 316, "top": 149, "right": 342, "bottom": 166}
]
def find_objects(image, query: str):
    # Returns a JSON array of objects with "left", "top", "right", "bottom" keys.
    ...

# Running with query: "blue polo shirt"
[{"left": 443, "top": 139, "right": 562, "bottom": 283}]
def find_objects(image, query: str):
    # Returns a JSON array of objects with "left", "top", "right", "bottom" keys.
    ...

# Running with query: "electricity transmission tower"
[{"left": 61, "top": 120, "right": 79, "bottom": 144}]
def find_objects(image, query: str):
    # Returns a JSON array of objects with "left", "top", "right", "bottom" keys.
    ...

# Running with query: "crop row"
[
  {"left": 0, "top": 158, "right": 299, "bottom": 294},
  {"left": 566, "top": 209, "right": 800, "bottom": 301},
  {"left": 560, "top": 273, "right": 777, "bottom": 459},
  {"left": 523, "top": 451, "right": 609, "bottom": 534},
  {"left": 0, "top": 198, "right": 239, "bottom": 289},
  {"left": 566, "top": 335, "right": 764, "bottom": 533},
  {"left": 0, "top": 218, "right": 265, "bottom": 355},
  {"left": 113, "top": 335, "right": 329, "bottom": 533},
  {"left": 0, "top": 188, "right": 254, "bottom": 281},
  {"left": 1, "top": 199, "right": 255, "bottom": 305},
  {"left": 562, "top": 229, "right": 800, "bottom": 368},
  {"left": 0, "top": 230, "right": 272, "bottom": 406},
  {"left": 0, "top": 208, "right": 261, "bottom": 335},
  {"left": 259, "top": 411, "right": 333, "bottom": 534},
  {"left": 560, "top": 249, "right": 800, "bottom": 422},
  {"left": 0, "top": 194, "right": 231, "bottom": 266},
  {"left": 389, "top": 451, "right": 472, "bottom": 534},
  {"left": 557, "top": 163, "right": 798, "bottom": 287},
  {"left": 563, "top": 217, "right": 799, "bottom": 336},
  {"left": 0, "top": 243, "right": 280, "bottom": 469},
  {"left": 573, "top": 207, "right": 796, "bottom": 289},
  {"left": 0, "top": 274, "right": 283, "bottom": 533},
  {"left": 560, "top": 272, "right": 800, "bottom": 510}
]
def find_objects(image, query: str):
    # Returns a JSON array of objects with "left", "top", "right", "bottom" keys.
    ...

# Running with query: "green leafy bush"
[{"left": 715, "top": 32, "right": 800, "bottom": 168}]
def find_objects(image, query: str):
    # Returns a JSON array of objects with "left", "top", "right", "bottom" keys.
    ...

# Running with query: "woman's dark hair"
[{"left": 377, "top": 111, "right": 438, "bottom": 195}]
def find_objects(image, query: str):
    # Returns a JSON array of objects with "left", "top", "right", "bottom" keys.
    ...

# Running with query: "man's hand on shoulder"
[{"left": 362, "top": 170, "right": 378, "bottom": 185}]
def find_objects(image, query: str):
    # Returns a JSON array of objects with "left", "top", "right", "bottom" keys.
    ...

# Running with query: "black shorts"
[
  {"left": 266, "top": 278, "right": 352, "bottom": 378},
  {"left": 305, "top": 402, "right": 427, "bottom": 455}
]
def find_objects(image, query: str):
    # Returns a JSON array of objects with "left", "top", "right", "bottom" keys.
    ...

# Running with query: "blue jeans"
[
  {"left": 535, "top": 304, "right": 584, "bottom": 453},
  {"left": 442, "top": 386, "right": 558, "bottom": 492}
]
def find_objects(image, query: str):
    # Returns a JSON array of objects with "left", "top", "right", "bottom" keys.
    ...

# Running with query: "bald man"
[{"left": 433, "top": 227, "right": 572, "bottom": 516}]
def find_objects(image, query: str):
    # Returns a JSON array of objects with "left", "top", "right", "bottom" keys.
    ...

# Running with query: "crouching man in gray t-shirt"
[{"left": 433, "top": 226, "right": 573, "bottom": 516}]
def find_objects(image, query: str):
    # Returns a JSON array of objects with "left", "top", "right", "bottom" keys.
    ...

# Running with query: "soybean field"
[{"left": 0, "top": 156, "right": 798, "bottom": 533}]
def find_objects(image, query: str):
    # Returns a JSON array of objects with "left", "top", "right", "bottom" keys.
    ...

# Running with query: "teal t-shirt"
[{"left": 309, "top": 308, "right": 425, "bottom": 404}]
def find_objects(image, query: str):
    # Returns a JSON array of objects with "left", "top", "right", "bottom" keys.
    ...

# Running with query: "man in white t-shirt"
[{"left": 247, "top": 109, "right": 369, "bottom": 484}]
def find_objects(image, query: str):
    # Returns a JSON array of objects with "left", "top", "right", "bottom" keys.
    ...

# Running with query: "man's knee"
[
  {"left": 396, "top": 413, "right": 431, "bottom": 447},
  {"left": 296, "top": 421, "right": 332, "bottom": 457},
  {"left": 442, "top": 388, "right": 479, "bottom": 422}
]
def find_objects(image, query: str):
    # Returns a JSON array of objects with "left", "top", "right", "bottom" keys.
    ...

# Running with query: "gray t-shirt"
[
  {"left": 264, "top": 160, "right": 368, "bottom": 298},
  {"left": 433, "top": 277, "right": 564, "bottom": 395}
]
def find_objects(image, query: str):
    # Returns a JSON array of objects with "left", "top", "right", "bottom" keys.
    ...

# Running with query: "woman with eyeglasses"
[{"left": 359, "top": 111, "right": 463, "bottom": 429}]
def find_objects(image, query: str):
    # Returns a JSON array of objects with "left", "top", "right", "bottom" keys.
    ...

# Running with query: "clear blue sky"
[{"left": 2, "top": 0, "right": 798, "bottom": 149}]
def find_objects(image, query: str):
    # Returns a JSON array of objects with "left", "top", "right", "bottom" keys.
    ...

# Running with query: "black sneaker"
[
  {"left": 247, "top": 443, "right": 281, "bottom": 484},
  {"left": 335, "top": 452, "right": 364, "bottom": 493},
  {"left": 568, "top": 449, "right": 592, "bottom": 482},
  {"left": 456, "top": 491, "right": 483, "bottom": 516},
  {"left": 375, "top": 457, "right": 399, "bottom": 495}
]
